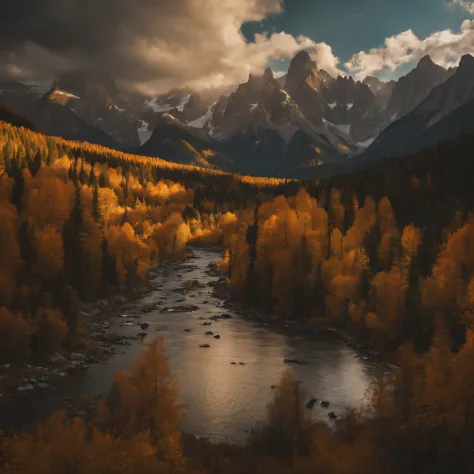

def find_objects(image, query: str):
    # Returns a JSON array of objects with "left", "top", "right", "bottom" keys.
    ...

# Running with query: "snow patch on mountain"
[
  {"left": 328, "top": 102, "right": 337, "bottom": 109},
  {"left": 146, "top": 99, "right": 173, "bottom": 113},
  {"left": 322, "top": 118, "right": 350, "bottom": 135},
  {"left": 111, "top": 104, "right": 126, "bottom": 113},
  {"left": 137, "top": 120, "right": 153, "bottom": 145},
  {"left": 188, "top": 103, "right": 215, "bottom": 128},
  {"left": 176, "top": 95, "right": 191, "bottom": 112},
  {"left": 146, "top": 94, "right": 191, "bottom": 113},
  {"left": 336, "top": 124, "right": 351, "bottom": 134},
  {"left": 357, "top": 137, "right": 375, "bottom": 148}
]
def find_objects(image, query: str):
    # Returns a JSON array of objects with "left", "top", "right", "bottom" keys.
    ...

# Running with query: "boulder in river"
[
  {"left": 320, "top": 400, "right": 330, "bottom": 408},
  {"left": 205, "top": 331, "right": 214, "bottom": 336},
  {"left": 98, "top": 333, "right": 123, "bottom": 343},
  {"left": 328, "top": 412, "right": 338, "bottom": 419},
  {"left": 201, "top": 322, "right": 212, "bottom": 326},
  {"left": 184, "top": 329, "right": 192, "bottom": 332},
  {"left": 213, "top": 335, "right": 221, "bottom": 339},
  {"left": 221, "top": 313, "right": 232, "bottom": 319},
  {"left": 199, "top": 344, "right": 210, "bottom": 348},
  {"left": 17, "top": 385, "right": 35, "bottom": 393},
  {"left": 140, "top": 323, "right": 150, "bottom": 330}
]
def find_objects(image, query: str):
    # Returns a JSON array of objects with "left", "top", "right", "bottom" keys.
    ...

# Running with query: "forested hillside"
[
  {"left": 220, "top": 132, "right": 474, "bottom": 352},
  {"left": 0, "top": 120, "right": 294, "bottom": 362},
  {"left": 1, "top": 120, "right": 474, "bottom": 473}
]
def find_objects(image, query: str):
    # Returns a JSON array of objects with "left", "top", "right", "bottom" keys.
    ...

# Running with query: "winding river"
[{"left": 0, "top": 248, "right": 375, "bottom": 444}]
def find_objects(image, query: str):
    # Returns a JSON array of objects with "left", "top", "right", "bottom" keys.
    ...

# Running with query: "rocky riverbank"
[{"left": 0, "top": 269, "right": 163, "bottom": 409}]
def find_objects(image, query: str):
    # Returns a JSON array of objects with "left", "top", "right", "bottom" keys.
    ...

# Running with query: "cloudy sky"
[{"left": 1, "top": 0, "right": 474, "bottom": 94}]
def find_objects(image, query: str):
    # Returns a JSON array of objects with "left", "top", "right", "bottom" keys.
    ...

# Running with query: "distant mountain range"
[{"left": 0, "top": 50, "right": 473, "bottom": 178}]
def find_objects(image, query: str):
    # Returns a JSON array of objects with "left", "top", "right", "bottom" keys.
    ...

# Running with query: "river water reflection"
[{"left": 0, "top": 248, "right": 375, "bottom": 444}]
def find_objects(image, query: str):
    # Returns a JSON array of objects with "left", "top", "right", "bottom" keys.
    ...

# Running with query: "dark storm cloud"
[{"left": 0, "top": 0, "right": 343, "bottom": 94}]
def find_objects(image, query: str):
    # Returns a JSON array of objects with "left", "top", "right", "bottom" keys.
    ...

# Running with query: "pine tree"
[
  {"left": 62, "top": 187, "right": 86, "bottom": 301},
  {"left": 8, "top": 157, "right": 25, "bottom": 212},
  {"left": 92, "top": 184, "right": 102, "bottom": 223},
  {"left": 101, "top": 238, "right": 118, "bottom": 291},
  {"left": 89, "top": 168, "right": 97, "bottom": 186},
  {"left": 246, "top": 205, "right": 259, "bottom": 303},
  {"left": 78, "top": 166, "right": 88, "bottom": 185},
  {"left": 28, "top": 150, "right": 42, "bottom": 177},
  {"left": 403, "top": 253, "right": 425, "bottom": 351}
]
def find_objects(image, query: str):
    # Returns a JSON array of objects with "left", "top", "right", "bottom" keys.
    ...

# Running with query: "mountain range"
[{"left": 0, "top": 50, "right": 473, "bottom": 178}]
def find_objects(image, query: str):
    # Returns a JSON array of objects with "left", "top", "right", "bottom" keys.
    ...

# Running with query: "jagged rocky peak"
[
  {"left": 58, "top": 70, "right": 119, "bottom": 97},
  {"left": 156, "top": 112, "right": 182, "bottom": 126},
  {"left": 385, "top": 54, "right": 451, "bottom": 120},
  {"left": 247, "top": 67, "right": 280, "bottom": 91},
  {"left": 362, "top": 76, "right": 394, "bottom": 95},
  {"left": 326, "top": 74, "right": 374, "bottom": 106},
  {"left": 457, "top": 53, "right": 474, "bottom": 73},
  {"left": 417, "top": 54, "right": 436, "bottom": 69},
  {"left": 285, "top": 50, "right": 323, "bottom": 92},
  {"left": 41, "top": 81, "right": 80, "bottom": 106},
  {"left": 319, "top": 69, "right": 334, "bottom": 87},
  {"left": 58, "top": 70, "right": 120, "bottom": 109}
]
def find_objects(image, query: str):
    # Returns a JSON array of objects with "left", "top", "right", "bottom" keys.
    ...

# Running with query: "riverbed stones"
[
  {"left": 49, "top": 353, "right": 66, "bottom": 363},
  {"left": 70, "top": 353, "right": 85, "bottom": 361},
  {"left": 161, "top": 305, "right": 199, "bottom": 313}
]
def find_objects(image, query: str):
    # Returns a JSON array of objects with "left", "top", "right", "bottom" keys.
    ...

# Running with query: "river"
[{"left": 0, "top": 247, "right": 376, "bottom": 444}]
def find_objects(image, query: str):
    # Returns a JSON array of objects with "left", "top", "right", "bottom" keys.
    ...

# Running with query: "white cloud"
[
  {"left": 311, "top": 43, "right": 345, "bottom": 77},
  {"left": 449, "top": 0, "right": 474, "bottom": 14},
  {"left": 133, "top": 28, "right": 343, "bottom": 94},
  {"left": 345, "top": 20, "right": 474, "bottom": 80}
]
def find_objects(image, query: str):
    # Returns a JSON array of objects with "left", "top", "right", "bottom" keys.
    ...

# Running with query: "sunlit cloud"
[{"left": 345, "top": 20, "right": 474, "bottom": 80}]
